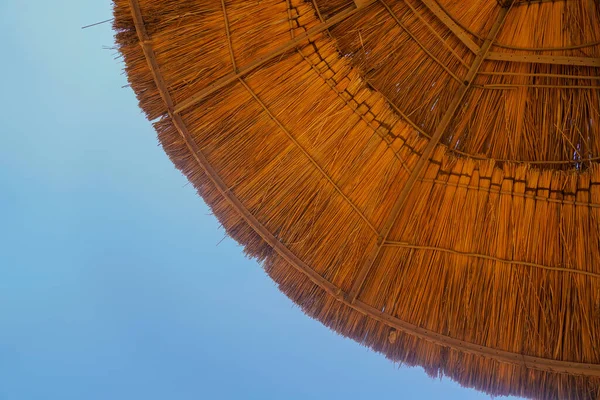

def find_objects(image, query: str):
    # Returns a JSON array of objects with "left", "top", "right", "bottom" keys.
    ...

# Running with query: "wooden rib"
[
  {"left": 309, "top": 0, "right": 336, "bottom": 41},
  {"left": 311, "top": 0, "right": 326, "bottom": 22},
  {"left": 355, "top": 299, "right": 600, "bottom": 377},
  {"left": 221, "top": 0, "right": 237, "bottom": 72},
  {"left": 173, "top": 1, "right": 375, "bottom": 114},
  {"left": 420, "top": 0, "right": 481, "bottom": 53},
  {"left": 450, "top": 152, "right": 600, "bottom": 165},
  {"left": 384, "top": 241, "right": 600, "bottom": 279},
  {"left": 478, "top": 71, "right": 600, "bottom": 80},
  {"left": 474, "top": 83, "right": 600, "bottom": 90},
  {"left": 512, "top": 0, "right": 573, "bottom": 5},
  {"left": 423, "top": 0, "right": 595, "bottom": 52},
  {"left": 493, "top": 40, "right": 600, "bottom": 51},
  {"left": 239, "top": 78, "right": 379, "bottom": 234},
  {"left": 285, "top": 0, "right": 298, "bottom": 32},
  {"left": 402, "top": 0, "right": 469, "bottom": 68},
  {"left": 481, "top": 157, "right": 600, "bottom": 164},
  {"left": 446, "top": 151, "right": 600, "bottom": 165},
  {"left": 431, "top": 0, "right": 484, "bottom": 41},
  {"left": 127, "top": 0, "right": 600, "bottom": 377},
  {"left": 347, "top": 4, "right": 513, "bottom": 303},
  {"left": 419, "top": 177, "right": 600, "bottom": 208},
  {"left": 378, "top": 0, "right": 464, "bottom": 83},
  {"left": 487, "top": 52, "right": 600, "bottom": 67}
]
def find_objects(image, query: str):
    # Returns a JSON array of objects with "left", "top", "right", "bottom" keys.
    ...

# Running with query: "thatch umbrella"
[{"left": 112, "top": 0, "right": 600, "bottom": 398}]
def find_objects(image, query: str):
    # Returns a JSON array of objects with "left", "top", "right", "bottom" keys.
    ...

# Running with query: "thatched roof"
[{"left": 112, "top": 0, "right": 600, "bottom": 398}]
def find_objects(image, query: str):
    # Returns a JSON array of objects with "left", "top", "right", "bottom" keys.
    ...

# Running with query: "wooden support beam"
[
  {"left": 346, "top": 4, "right": 513, "bottom": 303},
  {"left": 379, "top": 0, "right": 463, "bottom": 83},
  {"left": 487, "top": 52, "right": 600, "bottom": 67},
  {"left": 493, "top": 39, "right": 600, "bottom": 51},
  {"left": 474, "top": 83, "right": 600, "bottom": 90},
  {"left": 420, "top": 0, "right": 481, "bottom": 53},
  {"left": 402, "top": 0, "right": 469, "bottom": 68},
  {"left": 512, "top": 0, "right": 573, "bottom": 5},
  {"left": 220, "top": 0, "right": 237, "bottom": 72},
  {"left": 383, "top": 241, "right": 600, "bottom": 279},
  {"left": 311, "top": 0, "right": 325, "bottom": 22},
  {"left": 354, "top": 299, "right": 600, "bottom": 377},
  {"left": 478, "top": 71, "right": 600, "bottom": 80}
]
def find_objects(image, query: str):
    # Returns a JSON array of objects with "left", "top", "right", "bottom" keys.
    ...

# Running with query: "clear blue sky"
[{"left": 0, "top": 1, "right": 521, "bottom": 399}]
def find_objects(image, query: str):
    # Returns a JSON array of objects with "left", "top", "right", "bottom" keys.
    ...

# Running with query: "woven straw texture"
[{"left": 112, "top": 0, "right": 600, "bottom": 398}]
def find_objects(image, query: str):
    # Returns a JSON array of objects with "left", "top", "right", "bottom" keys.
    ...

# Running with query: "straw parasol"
[{"left": 112, "top": 0, "right": 600, "bottom": 398}]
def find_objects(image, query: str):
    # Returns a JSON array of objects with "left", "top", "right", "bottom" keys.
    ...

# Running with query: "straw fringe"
[{"left": 114, "top": 0, "right": 600, "bottom": 398}]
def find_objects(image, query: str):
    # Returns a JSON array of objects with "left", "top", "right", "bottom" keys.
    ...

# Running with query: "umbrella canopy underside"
[{"left": 113, "top": 0, "right": 600, "bottom": 398}]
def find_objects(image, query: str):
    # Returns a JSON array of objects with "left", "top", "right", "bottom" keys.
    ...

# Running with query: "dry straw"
[{"left": 113, "top": 0, "right": 600, "bottom": 398}]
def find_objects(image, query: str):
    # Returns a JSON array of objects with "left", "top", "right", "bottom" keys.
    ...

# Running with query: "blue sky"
[{"left": 0, "top": 1, "right": 520, "bottom": 399}]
